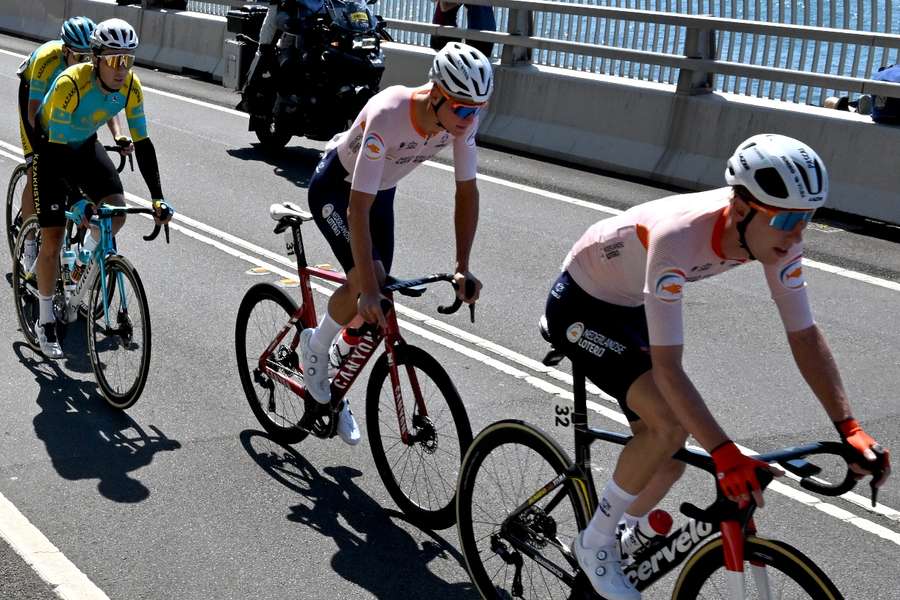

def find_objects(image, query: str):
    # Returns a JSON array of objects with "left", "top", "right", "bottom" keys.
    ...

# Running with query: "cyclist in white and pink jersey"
[
  {"left": 544, "top": 134, "right": 891, "bottom": 600},
  {"left": 300, "top": 42, "right": 493, "bottom": 445}
]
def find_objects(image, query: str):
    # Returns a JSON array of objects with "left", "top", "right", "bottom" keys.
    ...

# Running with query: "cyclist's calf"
[{"left": 35, "top": 225, "right": 66, "bottom": 295}]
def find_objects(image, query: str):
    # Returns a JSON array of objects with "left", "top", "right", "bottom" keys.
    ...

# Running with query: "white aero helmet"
[
  {"left": 91, "top": 18, "right": 139, "bottom": 52},
  {"left": 430, "top": 42, "right": 493, "bottom": 103},
  {"left": 725, "top": 134, "right": 828, "bottom": 210}
]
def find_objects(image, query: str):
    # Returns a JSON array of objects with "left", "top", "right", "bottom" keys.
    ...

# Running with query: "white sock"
[
  {"left": 310, "top": 312, "right": 342, "bottom": 354},
  {"left": 622, "top": 512, "right": 641, "bottom": 530},
  {"left": 582, "top": 479, "right": 638, "bottom": 548},
  {"left": 38, "top": 293, "right": 54, "bottom": 325}
]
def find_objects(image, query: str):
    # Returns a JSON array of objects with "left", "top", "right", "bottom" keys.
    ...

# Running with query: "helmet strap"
[
  {"left": 93, "top": 62, "right": 119, "bottom": 94},
  {"left": 736, "top": 208, "right": 757, "bottom": 261},
  {"left": 430, "top": 96, "right": 449, "bottom": 132}
]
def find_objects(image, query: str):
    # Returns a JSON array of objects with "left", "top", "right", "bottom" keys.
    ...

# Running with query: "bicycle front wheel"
[
  {"left": 456, "top": 420, "right": 593, "bottom": 600},
  {"left": 235, "top": 282, "right": 308, "bottom": 445},
  {"left": 366, "top": 344, "right": 472, "bottom": 530},
  {"left": 673, "top": 536, "right": 844, "bottom": 599},
  {"left": 86, "top": 255, "right": 151, "bottom": 410},
  {"left": 6, "top": 162, "right": 27, "bottom": 258},
  {"left": 12, "top": 215, "right": 42, "bottom": 350}
]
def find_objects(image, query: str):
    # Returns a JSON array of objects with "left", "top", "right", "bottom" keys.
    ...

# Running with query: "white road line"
[{"left": 0, "top": 493, "right": 110, "bottom": 600}]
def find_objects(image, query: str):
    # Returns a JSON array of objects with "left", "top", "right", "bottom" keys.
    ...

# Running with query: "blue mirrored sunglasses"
[
  {"left": 452, "top": 104, "right": 481, "bottom": 119},
  {"left": 767, "top": 209, "right": 815, "bottom": 231}
]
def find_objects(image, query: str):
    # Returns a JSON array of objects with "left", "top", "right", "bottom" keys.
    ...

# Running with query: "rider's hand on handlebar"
[
  {"left": 711, "top": 441, "right": 782, "bottom": 508},
  {"left": 453, "top": 271, "right": 481, "bottom": 304},
  {"left": 358, "top": 291, "right": 388, "bottom": 329},
  {"left": 152, "top": 200, "right": 174, "bottom": 225},
  {"left": 115, "top": 136, "right": 135, "bottom": 156},
  {"left": 835, "top": 418, "right": 891, "bottom": 488}
]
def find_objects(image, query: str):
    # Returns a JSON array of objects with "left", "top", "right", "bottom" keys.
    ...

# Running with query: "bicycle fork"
[{"left": 721, "top": 517, "right": 776, "bottom": 600}]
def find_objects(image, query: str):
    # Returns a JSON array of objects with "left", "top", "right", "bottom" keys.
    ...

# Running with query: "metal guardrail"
[{"left": 186, "top": 0, "right": 900, "bottom": 104}]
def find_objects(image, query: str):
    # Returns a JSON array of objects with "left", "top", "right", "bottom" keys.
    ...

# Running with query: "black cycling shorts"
[
  {"left": 544, "top": 271, "right": 652, "bottom": 422},
  {"left": 307, "top": 148, "right": 397, "bottom": 273},
  {"left": 31, "top": 135, "right": 124, "bottom": 228}
]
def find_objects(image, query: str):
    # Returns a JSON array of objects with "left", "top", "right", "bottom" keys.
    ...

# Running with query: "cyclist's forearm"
[
  {"left": 348, "top": 190, "right": 378, "bottom": 294},
  {"left": 106, "top": 117, "right": 123, "bottom": 139},
  {"left": 133, "top": 138, "right": 164, "bottom": 200},
  {"left": 787, "top": 324, "right": 852, "bottom": 421},
  {"left": 27, "top": 99, "right": 40, "bottom": 129},
  {"left": 651, "top": 360, "right": 729, "bottom": 451},
  {"left": 454, "top": 181, "right": 478, "bottom": 272}
]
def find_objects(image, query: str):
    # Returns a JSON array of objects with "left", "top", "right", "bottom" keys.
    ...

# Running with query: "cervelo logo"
[
  {"left": 625, "top": 519, "right": 715, "bottom": 585},
  {"left": 779, "top": 255, "right": 805, "bottom": 290},
  {"left": 363, "top": 133, "right": 385, "bottom": 160},
  {"left": 654, "top": 269, "right": 686, "bottom": 303}
]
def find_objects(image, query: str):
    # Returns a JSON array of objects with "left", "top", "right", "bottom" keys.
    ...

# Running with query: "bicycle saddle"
[
  {"left": 269, "top": 202, "right": 313, "bottom": 223},
  {"left": 539, "top": 315, "right": 566, "bottom": 366}
]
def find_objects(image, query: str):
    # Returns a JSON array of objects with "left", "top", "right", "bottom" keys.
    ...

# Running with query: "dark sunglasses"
[{"left": 66, "top": 48, "right": 92, "bottom": 63}]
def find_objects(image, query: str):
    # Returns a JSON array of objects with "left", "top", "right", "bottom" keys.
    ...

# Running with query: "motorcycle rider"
[{"left": 237, "top": 0, "right": 325, "bottom": 113}]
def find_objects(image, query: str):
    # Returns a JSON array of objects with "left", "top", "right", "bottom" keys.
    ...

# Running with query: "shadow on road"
[
  {"left": 225, "top": 144, "right": 323, "bottom": 190},
  {"left": 14, "top": 341, "right": 181, "bottom": 504},
  {"left": 240, "top": 429, "right": 475, "bottom": 599}
]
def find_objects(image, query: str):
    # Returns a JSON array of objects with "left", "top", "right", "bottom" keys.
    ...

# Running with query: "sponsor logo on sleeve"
[
  {"left": 363, "top": 132, "right": 385, "bottom": 160},
  {"left": 779, "top": 256, "right": 805, "bottom": 289},
  {"left": 654, "top": 269, "right": 686, "bottom": 303}
]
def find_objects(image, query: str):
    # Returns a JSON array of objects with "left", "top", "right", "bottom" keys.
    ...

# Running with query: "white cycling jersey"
[
  {"left": 563, "top": 188, "right": 814, "bottom": 346},
  {"left": 325, "top": 84, "right": 478, "bottom": 194}
]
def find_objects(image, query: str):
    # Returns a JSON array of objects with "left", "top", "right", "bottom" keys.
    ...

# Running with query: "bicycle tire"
[
  {"left": 456, "top": 419, "right": 593, "bottom": 600},
  {"left": 6, "top": 162, "right": 27, "bottom": 258},
  {"left": 12, "top": 216, "right": 43, "bottom": 350},
  {"left": 673, "top": 535, "right": 844, "bottom": 599},
  {"left": 365, "top": 344, "right": 472, "bottom": 530},
  {"left": 235, "top": 282, "right": 309, "bottom": 445},
  {"left": 86, "top": 255, "right": 151, "bottom": 410}
]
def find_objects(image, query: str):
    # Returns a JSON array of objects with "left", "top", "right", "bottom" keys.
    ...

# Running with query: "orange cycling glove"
[
  {"left": 835, "top": 418, "right": 891, "bottom": 488},
  {"left": 711, "top": 441, "right": 770, "bottom": 500}
]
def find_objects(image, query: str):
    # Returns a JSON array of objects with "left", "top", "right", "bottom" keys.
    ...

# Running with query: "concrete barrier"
[
  {"left": 0, "top": 0, "right": 66, "bottom": 41},
  {"left": 379, "top": 43, "right": 900, "bottom": 225}
]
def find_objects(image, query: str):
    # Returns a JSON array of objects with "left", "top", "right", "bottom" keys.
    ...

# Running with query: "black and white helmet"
[
  {"left": 60, "top": 16, "right": 95, "bottom": 51},
  {"left": 429, "top": 42, "right": 493, "bottom": 103},
  {"left": 90, "top": 18, "right": 139, "bottom": 52},
  {"left": 725, "top": 134, "right": 828, "bottom": 210}
]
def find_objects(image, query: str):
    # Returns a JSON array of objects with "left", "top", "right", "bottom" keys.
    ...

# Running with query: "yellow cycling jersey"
[
  {"left": 38, "top": 62, "right": 149, "bottom": 147},
  {"left": 18, "top": 40, "right": 67, "bottom": 104}
]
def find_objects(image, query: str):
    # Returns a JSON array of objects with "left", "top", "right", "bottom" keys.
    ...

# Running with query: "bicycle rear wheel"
[
  {"left": 6, "top": 162, "right": 27, "bottom": 258},
  {"left": 235, "top": 282, "right": 309, "bottom": 445},
  {"left": 456, "top": 420, "right": 593, "bottom": 600},
  {"left": 366, "top": 344, "right": 472, "bottom": 530},
  {"left": 86, "top": 255, "right": 151, "bottom": 409},
  {"left": 673, "top": 536, "right": 844, "bottom": 599},
  {"left": 12, "top": 215, "right": 42, "bottom": 350}
]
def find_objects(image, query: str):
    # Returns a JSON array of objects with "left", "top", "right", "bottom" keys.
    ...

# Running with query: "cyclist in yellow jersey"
[
  {"left": 16, "top": 17, "right": 131, "bottom": 267},
  {"left": 30, "top": 18, "right": 173, "bottom": 359}
]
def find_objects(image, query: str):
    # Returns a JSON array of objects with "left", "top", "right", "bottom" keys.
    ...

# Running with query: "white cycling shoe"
[
  {"left": 36, "top": 321, "right": 64, "bottom": 359},
  {"left": 574, "top": 532, "right": 640, "bottom": 600},
  {"left": 299, "top": 328, "right": 331, "bottom": 404},
  {"left": 337, "top": 399, "right": 361, "bottom": 446}
]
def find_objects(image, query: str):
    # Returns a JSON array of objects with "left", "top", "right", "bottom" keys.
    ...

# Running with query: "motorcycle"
[{"left": 237, "top": 0, "right": 392, "bottom": 151}]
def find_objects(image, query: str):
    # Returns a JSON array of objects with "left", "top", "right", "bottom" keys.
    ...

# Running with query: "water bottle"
[
  {"left": 60, "top": 247, "right": 76, "bottom": 293},
  {"left": 618, "top": 509, "right": 673, "bottom": 558},
  {"left": 328, "top": 327, "right": 363, "bottom": 376}
]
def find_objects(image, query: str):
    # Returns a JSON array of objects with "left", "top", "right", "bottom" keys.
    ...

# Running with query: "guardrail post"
[
  {"left": 501, "top": 8, "right": 533, "bottom": 65},
  {"left": 677, "top": 27, "right": 715, "bottom": 95}
]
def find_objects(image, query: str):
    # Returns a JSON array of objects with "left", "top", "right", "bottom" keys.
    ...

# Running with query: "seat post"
[
  {"left": 292, "top": 224, "right": 308, "bottom": 271},
  {"left": 572, "top": 360, "right": 592, "bottom": 471}
]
